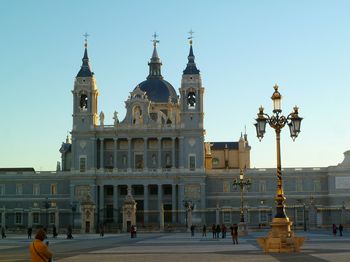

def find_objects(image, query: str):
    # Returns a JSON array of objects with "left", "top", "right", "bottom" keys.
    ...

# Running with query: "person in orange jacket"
[{"left": 29, "top": 228, "right": 53, "bottom": 262}]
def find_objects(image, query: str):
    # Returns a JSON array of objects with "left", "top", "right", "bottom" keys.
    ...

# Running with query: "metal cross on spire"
[
  {"left": 188, "top": 29, "right": 194, "bottom": 44},
  {"left": 83, "top": 32, "right": 90, "bottom": 47},
  {"left": 152, "top": 32, "right": 159, "bottom": 47}
]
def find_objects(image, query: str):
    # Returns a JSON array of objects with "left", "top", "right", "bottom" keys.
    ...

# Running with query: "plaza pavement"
[{"left": 1, "top": 230, "right": 350, "bottom": 261}]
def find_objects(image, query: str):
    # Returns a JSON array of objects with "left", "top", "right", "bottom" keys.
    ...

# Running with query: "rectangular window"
[
  {"left": 189, "top": 155, "right": 196, "bottom": 171},
  {"left": 80, "top": 157, "right": 87, "bottom": 172},
  {"left": 32, "top": 213, "right": 40, "bottom": 224},
  {"left": 49, "top": 213, "right": 55, "bottom": 224},
  {"left": 314, "top": 180, "right": 321, "bottom": 192},
  {"left": 33, "top": 184, "right": 40, "bottom": 195},
  {"left": 50, "top": 184, "right": 57, "bottom": 195},
  {"left": 259, "top": 181, "right": 266, "bottom": 192},
  {"left": 0, "top": 184, "right": 4, "bottom": 195},
  {"left": 296, "top": 179, "right": 303, "bottom": 192},
  {"left": 15, "top": 212, "right": 22, "bottom": 224},
  {"left": 223, "top": 212, "right": 231, "bottom": 223},
  {"left": 16, "top": 184, "right": 23, "bottom": 195}
]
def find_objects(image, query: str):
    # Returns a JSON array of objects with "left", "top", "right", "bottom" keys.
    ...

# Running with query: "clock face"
[{"left": 187, "top": 92, "right": 196, "bottom": 107}]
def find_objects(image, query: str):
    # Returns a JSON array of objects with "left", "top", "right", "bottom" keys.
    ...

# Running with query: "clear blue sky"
[{"left": 0, "top": 0, "right": 349, "bottom": 171}]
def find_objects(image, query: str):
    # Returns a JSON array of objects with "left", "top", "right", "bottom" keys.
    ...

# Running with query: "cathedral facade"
[{"left": 0, "top": 38, "right": 349, "bottom": 233}]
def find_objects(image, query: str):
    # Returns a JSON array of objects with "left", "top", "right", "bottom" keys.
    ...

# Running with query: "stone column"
[
  {"left": 200, "top": 183, "right": 206, "bottom": 224},
  {"left": 143, "top": 137, "right": 148, "bottom": 170},
  {"left": 179, "top": 136, "right": 184, "bottom": 169},
  {"left": 172, "top": 184, "right": 177, "bottom": 223},
  {"left": 160, "top": 204, "right": 164, "bottom": 232},
  {"left": 100, "top": 138, "right": 104, "bottom": 170},
  {"left": 158, "top": 184, "right": 163, "bottom": 222},
  {"left": 99, "top": 185, "right": 104, "bottom": 222},
  {"left": 1, "top": 210, "right": 5, "bottom": 228},
  {"left": 113, "top": 138, "right": 118, "bottom": 170},
  {"left": 178, "top": 184, "right": 184, "bottom": 224},
  {"left": 172, "top": 137, "right": 176, "bottom": 169},
  {"left": 113, "top": 186, "right": 119, "bottom": 224},
  {"left": 55, "top": 210, "right": 59, "bottom": 229},
  {"left": 215, "top": 203, "right": 220, "bottom": 225},
  {"left": 28, "top": 209, "right": 32, "bottom": 227},
  {"left": 158, "top": 138, "right": 162, "bottom": 170},
  {"left": 127, "top": 138, "right": 132, "bottom": 171},
  {"left": 91, "top": 137, "right": 97, "bottom": 170},
  {"left": 144, "top": 185, "right": 149, "bottom": 224}
]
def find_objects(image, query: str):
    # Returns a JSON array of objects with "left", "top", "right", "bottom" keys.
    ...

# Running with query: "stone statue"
[
  {"left": 113, "top": 111, "right": 119, "bottom": 126},
  {"left": 99, "top": 111, "right": 105, "bottom": 126},
  {"left": 133, "top": 106, "right": 142, "bottom": 125}
]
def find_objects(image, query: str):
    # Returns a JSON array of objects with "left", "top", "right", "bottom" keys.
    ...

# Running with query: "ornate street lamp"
[
  {"left": 255, "top": 84, "right": 303, "bottom": 218},
  {"left": 255, "top": 84, "right": 304, "bottom": 253},
  {"left": 232, "top": 169, "right": 251, "bottom": 223}
]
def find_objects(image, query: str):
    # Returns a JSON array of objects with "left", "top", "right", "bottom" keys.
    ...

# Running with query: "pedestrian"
[
  {"left": 1, "top": 227, "right": 6, "bottom": 239},
  {"left": 339, "top": 224, "right": 343, "bottom": 236},
  {"left": 29, "top": 228, "right": 53, "bottom": 262},
  {"left": 134, "top": 225, "right": 137, "bottom": 238},
  {"left": 232, "top": 223, "right": 238, "bottom": 244},
  {"left": 67, "top": 225, "right": 73, "bottom": 239},
  {"left": 190, "top": 224, "right": 195, "bottom": 237},
  {"left": 99, "top": 223, "right": 104, "bottom": 237},
  {"left": 52, "top": 225, "right": 58, "bottom": 239},
  {"left": 28, "top": 227, "right": 32, "bottom": 239},
  {"left": 221, "top": 224, "right": 226, "bottom": 238},
  {"left": 130, "top": 225, "right": 135, "bottom": 238},
  {"left": 202, "top": 224, "right": 207, "bottom": 237},
  {"left": 211, "top": 224, "right": 216, "bottom": 239},
  {"left": 216, "top": 224, "right": 221, "bottom": 239},
  {"left": 332, "top": 224, "right": 337, "bottom": 236}
]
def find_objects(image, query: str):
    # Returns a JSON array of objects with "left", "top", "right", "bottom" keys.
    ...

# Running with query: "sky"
[{"left": 0, "top": 0, "right": 349, "bottom": 171}]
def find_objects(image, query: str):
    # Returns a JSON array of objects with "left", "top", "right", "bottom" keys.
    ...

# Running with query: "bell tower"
[
  {"left": 72, "top": 36, "right": 99, "bottom": 132},
  {"left": 179, "top": 32, "right": 205, "bottom": 170}
]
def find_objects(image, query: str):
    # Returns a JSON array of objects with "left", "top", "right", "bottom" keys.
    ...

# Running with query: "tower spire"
[
  {"left": 147, "top": 32, "right": 163, "bottom": 79},
  {"left": 183, "top": 30, "right": 200, "bottom": 75},
  {"left": 77, "top": 32, "right": 93, "bottom": 77}
]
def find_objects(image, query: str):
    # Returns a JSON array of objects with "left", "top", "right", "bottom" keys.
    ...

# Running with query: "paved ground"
[{"left": 0, "top": 230, "right": 350, "bottom": 261}]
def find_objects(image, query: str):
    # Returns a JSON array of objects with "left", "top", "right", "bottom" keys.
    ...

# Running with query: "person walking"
[
  {"left": 67, "top": 225, "right": 73, "bottom": 239},
  {"left": 202, "top": 224, "right": 207, "bottom": 237},
  {"left": 221, "top": 224, "right": 226, "bottom": 238},
  {"left": 190, "top": 225, "right": 195, "bottom": 237},
  {"left": 211, "top": 224, "right": 216, "bottom": 239},
  {"left": 52, "top": 225, "right": 58, "bottom": 239},
  {"left": 339, "top": 224, "right": 343, "bottom": 236},
  {"left": 332, "top": 224, "right": 337, "bottom": 236},
  {"left": 1, "top": 227, "right": 6, "bottom": 239},
  {"left": 99, "top": 223, "right": 105, "bottom": 237},
  {"left": 216, "top": 224, "right": 221, "bottom": 239},
  {"left": 29, "top": 229, "right": 53, "bottom": 262},
  {"left": 27, "top": 227, "right": 32, "bottom": 239},
  {"left": 232, "top": 223, "right": 238, "bottom": 244}
]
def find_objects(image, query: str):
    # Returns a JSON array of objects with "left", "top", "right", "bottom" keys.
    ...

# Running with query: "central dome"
[{"left": 135, "top": 78, "right": 177, "bottom": 103}]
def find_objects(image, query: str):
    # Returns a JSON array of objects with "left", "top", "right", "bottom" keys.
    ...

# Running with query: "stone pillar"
[
  {"left": 158, "top": 138, "right": 162, "bottom": 170},
  {"left": 99, "top": 185, "right": 104, "bottom": 222},
  {"left": 91, "top": 137, "right": 97, "bottom": 169},
  {"left": 127, "top": 138, "right": 132, "bottom": 171},
  {"left": 172, "top": 184, "right": 177, "bottom": 223},
  {"left": 178, "top": 184, "right": 184, "bottom": 224},
  {"left": 1, "top": 210, "right": 5, "bottom": 228},
  {"left": 143, "top": 137, "right": 148, "bottom": 170},
  {"left": 160, "top": 204, "right": 164, "bottom": 232},
  {"left": 113, "top": 138, "right": 118, "bottom": 170},
  {"left": 70, "top": 184, "right": 75, "bottom": 200},
  {"left": 144, "top": 185, "right": 149, "bottom": 224},
  {"left": 28, "top": 210, "right": 32, "bottom": 227},
  {"left": 113, "top": 186, "right": 119, "bottom": 224},
  {"left": 215, "top": 204, "right": 220, "bottom": 225},
  {"left": 55, "top": 210, "right": 59, "bottom": 229},
  {"left": 158, "top": 184, "right": 163, "bottom": 222},
  {"left": 100, "top": 138, "right": 104, "bottom": 170},
  {"left": 172, "top": 137, "right": 176, "bottom": 169},
  {"left": 179, "top": 136, "right": 184, "bottom": 168},
  {"left": 200, "top": 183, "right": 206, "bottom": 224}
]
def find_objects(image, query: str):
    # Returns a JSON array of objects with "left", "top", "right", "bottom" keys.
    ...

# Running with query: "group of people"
[
  {"left": 194, "top": 224, "right": 239, "bottom": 244},
  {"left": 332, "top": 223, "right": 344, "bottom": 236}
]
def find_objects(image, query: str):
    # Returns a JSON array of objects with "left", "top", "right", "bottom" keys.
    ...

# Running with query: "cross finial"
[
  {"left": 188, "top": 29, "right": 194, "bottom": 44},
  {"left": 152, "top": 32, "right": 159, "bottom": 47},
  {"left": 83, "top": 32, "right": 90, "bottom": 48}
]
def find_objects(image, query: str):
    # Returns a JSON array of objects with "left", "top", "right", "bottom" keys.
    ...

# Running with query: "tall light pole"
[
  {"left": 233, "top": 169, "right": 251, "bottom": 223},
  {"left": 255, "top": 84, "right": 304, "bottom": 253}
]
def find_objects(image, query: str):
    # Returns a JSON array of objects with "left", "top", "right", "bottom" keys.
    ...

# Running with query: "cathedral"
[{"left": 0, "top": 36, "right": 349, "bottom": 233}]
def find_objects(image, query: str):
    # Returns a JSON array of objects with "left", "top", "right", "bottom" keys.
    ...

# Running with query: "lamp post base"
[
  {"left": 257, "top": 217, "right": 305, "bottom": 253},
  {"left": 238, "top": 222, "right": 248, "bottom": 236}
]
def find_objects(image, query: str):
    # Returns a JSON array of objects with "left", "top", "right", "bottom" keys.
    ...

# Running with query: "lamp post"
[
  {"left": 233, "top": 169, "right": 251, "bottom": 235},
  {"left": 255, "top": 84, "right": 304, "bottom": 252},
  {"left": 233, "top": 169, "right": 251, "bottom": 223}
]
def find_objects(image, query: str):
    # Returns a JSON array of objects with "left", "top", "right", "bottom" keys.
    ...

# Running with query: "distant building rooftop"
[{"left": 0, "top": 168, "right": 35, "bottom": 173}]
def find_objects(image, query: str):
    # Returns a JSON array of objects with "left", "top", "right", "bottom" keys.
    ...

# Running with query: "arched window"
[
  {"left": 80, "top": 94, "right": 88, "bottom": 110},
  {"left": 187, "top": 91, "right": 196, "bottom": 108}
]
